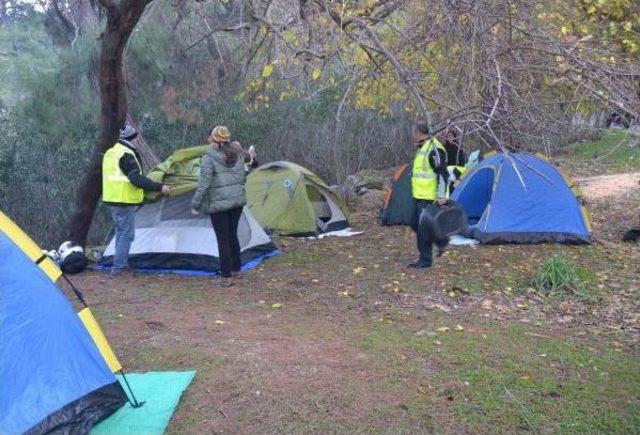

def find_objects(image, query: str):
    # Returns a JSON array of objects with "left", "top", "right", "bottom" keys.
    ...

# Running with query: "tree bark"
[{"left": 67, "top": 0, "right": 153, "bottom": 245}]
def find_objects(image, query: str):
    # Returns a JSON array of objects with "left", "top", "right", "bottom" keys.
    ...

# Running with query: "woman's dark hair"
[
  {"left": 220, "top": 142, "right": 238, "bottom": 165},
  {"left": 415, "top": 120, "right": 430, "bottom": 135}
]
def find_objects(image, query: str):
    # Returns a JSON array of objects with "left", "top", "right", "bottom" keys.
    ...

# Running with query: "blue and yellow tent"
[
  {"left": 0, "top": 211, "right": 129, "bottom": 433},
  {"left": 450, "top": 153, "right": 591, "bottom": 244}
]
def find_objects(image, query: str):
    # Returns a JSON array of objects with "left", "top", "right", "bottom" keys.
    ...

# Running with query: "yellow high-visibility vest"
[
  {"left": 102, "top": 142, "right": 144, "bottom": 204},
  {"left": 411, "top": 138, "right": 447, "bottom": 200}
]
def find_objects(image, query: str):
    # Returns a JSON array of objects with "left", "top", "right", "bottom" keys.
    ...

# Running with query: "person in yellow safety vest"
[
  {"left": 102, "top": 125, "right": 171, "bottom": 277},
  {"left": 408, "top": 121, "right": 450, "bottom": 269}
]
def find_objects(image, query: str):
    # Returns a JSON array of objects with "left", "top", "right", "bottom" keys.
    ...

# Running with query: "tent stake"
[{"left": 120, "top": 371, "right": 145, "bottom": 408}]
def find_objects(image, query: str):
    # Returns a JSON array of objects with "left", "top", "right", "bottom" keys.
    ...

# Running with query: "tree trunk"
[
  {"left": 126, "top": 112, "right": 159, "bottom": 170},
  {"left": 67, "top": 0, "right": 153, "bottom": 245}
]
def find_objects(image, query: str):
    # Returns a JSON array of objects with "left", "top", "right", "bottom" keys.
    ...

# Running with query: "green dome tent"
[{"left": 246, "top": 161, "right": 350, "bottom": 236}]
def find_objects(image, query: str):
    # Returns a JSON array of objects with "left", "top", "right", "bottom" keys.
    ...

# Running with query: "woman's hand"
[{"left": 436, "top": 198, "right": 447, "bottom": 206}]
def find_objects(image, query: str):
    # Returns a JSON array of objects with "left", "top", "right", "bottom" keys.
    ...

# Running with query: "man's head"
[
  {"left": 119, "top": 124, "right": 138, "bottom": 141},
  {"left": 412, "top": 120, "right": 430, "bottom": 145}
]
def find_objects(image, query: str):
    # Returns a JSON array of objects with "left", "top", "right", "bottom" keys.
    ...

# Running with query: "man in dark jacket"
[
  {"left": 102, "top": 125, "right": 170, "bottom": 276},
  {"left": 409, "top": 121, "right": 449, "bottom": 268},
  {"left": 441, "top": 127, "right": 467, "bottom": 194}
]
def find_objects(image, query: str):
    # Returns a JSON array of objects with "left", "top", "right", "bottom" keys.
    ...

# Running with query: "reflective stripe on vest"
[
  {"left": 102, "top": 142, "right": 144, "bottom": 204},
  {"left": 411, "top": 138, "right": 447, "bottom": 200}
]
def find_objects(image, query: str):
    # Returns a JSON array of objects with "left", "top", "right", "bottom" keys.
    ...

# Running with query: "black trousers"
[
  {"left": 411, "top": 200, "right": 448, "bottom": 266},
  {"left": 411, "top": 200, "right": 434, "bottom": 265},
  {"left": 210, "top": 207, "right": 243, "bottom": 277}
]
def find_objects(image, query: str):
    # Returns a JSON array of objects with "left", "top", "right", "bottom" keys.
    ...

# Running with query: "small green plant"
[{"left": 533, "top": 254, "right": 597, "bottom": 302}]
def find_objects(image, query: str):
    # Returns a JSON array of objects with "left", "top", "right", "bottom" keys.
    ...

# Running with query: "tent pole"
[
  {"left": 63, "top": 273, "right": 145, "bottom": 408},
  {"left": 61, "top": 274, "right": 89, "bottom": 308},
  {"left": 119, "top": 370, "right": 145, "bottom": 408}
]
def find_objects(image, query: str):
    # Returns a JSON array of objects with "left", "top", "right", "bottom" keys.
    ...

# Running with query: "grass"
[
  {"left": 533, "top": 253, "right": 600, "bottom": 302},
  {"left": 362, "top": 321, "right": 640, "bottom": 434},
  {"left": 272, "top": 250, "right": 320, "bottom": 266},
  {"left": 570, "top": 129, "right": 640, "bottom": 170}
]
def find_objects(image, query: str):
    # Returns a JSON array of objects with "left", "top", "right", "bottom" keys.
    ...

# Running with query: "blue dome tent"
[
  {"left": 450, "top": 153, "right": 591, "bottom": 244},
  {"left": 0, "top": 211, "right": 127, "bottom": 434}
]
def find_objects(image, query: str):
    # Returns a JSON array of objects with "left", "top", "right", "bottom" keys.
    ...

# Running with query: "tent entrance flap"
[
  {"left": 306, "top": 185, "right": 332, "bottom": 222},
  {"left": 455, "top": 167, "right": 495, "bottom": 225}
]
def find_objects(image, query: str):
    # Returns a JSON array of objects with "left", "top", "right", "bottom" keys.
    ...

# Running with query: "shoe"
[
  {"left": 231, "top": 271, "right": 243, "bottom": 279},
  {"left": 407, "top": 261, "right": 431, "bottom": 268},
  {"left": 109, "top": 267, "right": 127, "bottom": 278},
  {"left": 216, "top": 276, "right": 234, "bottom": 287},
  {"left": 436, "top": 246, "right": 446, "bottom": 257}
]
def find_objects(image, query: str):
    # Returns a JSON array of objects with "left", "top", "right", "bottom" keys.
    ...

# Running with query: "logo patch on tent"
[{"left": 283, "top": 179, "right": 293, "bottom": 189}]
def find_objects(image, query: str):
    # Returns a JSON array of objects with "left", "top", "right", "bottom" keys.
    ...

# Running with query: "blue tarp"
[
  {"left": 0, "top": 232, "right": 122, "bottom": 434},
  {"left": 94, "top": 249, "right": 281, "bottom": 276},
  {"left": 451, "top": 153, "right": 590, "bottom": 244}
]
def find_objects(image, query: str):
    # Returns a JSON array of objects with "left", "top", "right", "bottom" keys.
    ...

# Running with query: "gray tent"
[{"left": 101, "top": 194, "right": 277, "bottom": 273}]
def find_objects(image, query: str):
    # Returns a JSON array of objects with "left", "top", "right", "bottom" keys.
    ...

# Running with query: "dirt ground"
[{"left": 68, "top": 166, "right": 639, "bottom": 433}]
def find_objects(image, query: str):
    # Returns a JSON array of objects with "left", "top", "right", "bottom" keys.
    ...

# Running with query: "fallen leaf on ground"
[
  {"left": 436, "top": 327, "right": 450, "bottom": 332},
  {"left": 271, "top": 303, "right": 283, "bottom": 308},
  {"left": 455, "top": 324, "right": 465, "bottom": 331},
  {"left": 429, "top": 304, "right": 451, "bottom": 313},
  {"left": 417, "top": 384, "right": 434, "bottom": 395},
  {"left": 353, "top": 267, "right": 364, "bottom": 275},
  {"left": 214, "top": 320, "right": 225, "bottom": 325}
]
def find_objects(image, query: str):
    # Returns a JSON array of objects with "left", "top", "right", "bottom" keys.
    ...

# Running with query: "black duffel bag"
[{"left": 418, "top": 200, "right": 468, "bottom": 243}]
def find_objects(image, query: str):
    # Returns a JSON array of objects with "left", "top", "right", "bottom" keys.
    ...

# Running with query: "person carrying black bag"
[{"left": 408, "top": 121, "right": 450, "bottom": 269}]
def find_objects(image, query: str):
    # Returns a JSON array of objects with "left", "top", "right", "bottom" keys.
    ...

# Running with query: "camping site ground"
[{"left": 70, "top": 131, "right": 639, "bottom": 433}]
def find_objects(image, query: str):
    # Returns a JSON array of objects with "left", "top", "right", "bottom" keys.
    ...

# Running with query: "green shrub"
[{"left": 533, "top": 254, "right": 598, "bottom": 302}]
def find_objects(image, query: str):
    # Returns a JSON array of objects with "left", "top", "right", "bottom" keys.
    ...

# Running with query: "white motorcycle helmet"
[{"left": 58, "top": 241, "right": 84, "bottom": 262}]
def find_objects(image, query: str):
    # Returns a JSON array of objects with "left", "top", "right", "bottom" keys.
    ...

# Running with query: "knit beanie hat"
[{"left": 119, "top": 124, "right": 138, "bottom": 140}]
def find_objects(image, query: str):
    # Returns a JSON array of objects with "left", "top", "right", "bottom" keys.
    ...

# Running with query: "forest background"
[{"left": 0, "top": 0, "right": 638, "bottom": 246}]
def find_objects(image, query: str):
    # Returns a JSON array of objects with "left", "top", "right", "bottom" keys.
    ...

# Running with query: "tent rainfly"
[
  {"left": 0, "top": 210, "right": 131, "bottom": 434},
  {"left": 246, "top": 161, "right": 350, "bottom": 236},
  {"left": 450, "top": 153, "right": 591, "bottom": 244}
]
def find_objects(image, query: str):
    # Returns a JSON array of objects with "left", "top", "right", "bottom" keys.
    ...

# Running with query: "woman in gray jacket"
[{"left": 191, "top": 126, "right": 254, "bottom": 282}]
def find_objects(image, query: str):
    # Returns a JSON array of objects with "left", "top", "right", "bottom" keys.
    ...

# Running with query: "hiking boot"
[
  {"left": 407, "top": 261, "right": 431, "bottom": 269},
  {"left": 436, "top": 245, "right": 446, "bottom": 257},
  {"left": 231, "top": 271, "right": 243, "bottom": 279}
]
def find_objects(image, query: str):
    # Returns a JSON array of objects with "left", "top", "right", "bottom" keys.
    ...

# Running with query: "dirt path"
[
  {"left": 573, "top": 171, "right": 640, "bottom": 240},
  {"left": 576, "top": 172, "right": 640, "bottom": 200}
]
